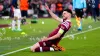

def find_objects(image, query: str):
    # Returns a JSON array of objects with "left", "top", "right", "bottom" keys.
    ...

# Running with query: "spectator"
[
  {"left": 31, "top": 0, "right": 41, "bottom": 19},
  {"left": 20, "top": 0, "right": 29, "bottom": 18},
  {"left": 56, "top": 0, "right": 63, "bottom": 17},
  {"left": 91, "top": 0, "right": 99, "bottom": 22},
  {"left": 50, "top": 0, "right": 57, "bottom": 13},
  {"left": 0, "top": 3, "right": 3, "bottom": 17},
  {"left": 86, "top": 0, "right": 92, "bottom": 18},
  {"left": 3, "top": 0, "right": 10, "bottom": 16},
  {"left": 98, "top": 0, "right": 100, "bottom": 20},
  {"left": 99, "top": 3, "right": 100, "bottom": 9},
  {"left": 20, "top": 0, "right": 29, "bottom": 24},
  {"left": 63, "top": 0, "right": 72, "bottom": 10}
]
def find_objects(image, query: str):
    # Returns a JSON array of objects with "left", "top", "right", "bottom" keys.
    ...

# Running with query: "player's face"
[{"left": 62, "top": 11, "right": 69, "bottom": 20}]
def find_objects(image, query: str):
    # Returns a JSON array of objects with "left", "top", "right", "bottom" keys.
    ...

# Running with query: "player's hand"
[
  {"left": 72, "top": 11, "right": 75, "bottom": 15},
  {"left": 41, "top": 36, "right": 48, "bottom": 41},
  {"left": 83, "top": 8, "right": 86, "bottom": 12},
  {"left": 45, "top": 4, "right": 50, "bottom": 11}
]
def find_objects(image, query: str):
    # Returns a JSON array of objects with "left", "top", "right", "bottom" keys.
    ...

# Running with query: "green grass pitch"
[{"left": 0, "top": 18, "right": 100, "bottom": 56}]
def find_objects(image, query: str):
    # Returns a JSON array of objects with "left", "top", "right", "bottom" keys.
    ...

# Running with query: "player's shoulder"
[
  {"left": 60, "top": 20, "right": 71, "bottom": 29},
  {"left": 61, "top": 20, "right": 71, "bottom": 25}
]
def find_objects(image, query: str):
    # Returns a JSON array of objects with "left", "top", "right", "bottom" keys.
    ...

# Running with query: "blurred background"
[{"left": 0, "top": 0, "right": 99, "bottom": 19}]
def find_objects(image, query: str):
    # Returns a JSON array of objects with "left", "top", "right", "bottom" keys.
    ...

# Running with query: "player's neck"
[
  {"left": 66, "top": 16, "right": 71, "bottom": 22},
  {"left": 63, "top": 19, "right": 71, "bottom": 22}
]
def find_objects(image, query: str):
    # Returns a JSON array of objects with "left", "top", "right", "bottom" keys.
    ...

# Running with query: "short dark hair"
[{"left": 63, "top": 9, "right": 72, "bottom": 14}]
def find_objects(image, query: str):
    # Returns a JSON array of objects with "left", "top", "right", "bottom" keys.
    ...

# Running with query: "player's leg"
[
  {"left": 21, "top": 10, "right": 26, "bottom": 24},
  {"left": 34, "top": 41, "right": 55, "bottom": 52},
  {"left": 31, "top": 42, "right": 40, "bottom": 52},
  {"left": 31, "top": 41, "right": 55, "bottom": 52},
  {"left": 35, "top": 47, "right": 54, "bottom": 52},
  {"left": 24, "top": 10, "right": 28, "bottom": 18},
  {"left": 96, "top": 8, "right": 100, "bottom": 20},
  {"left": 75, "top": 16, "right": 81, "bottom": 28},
  {"left": 35, "top": 44, "right": 66, "bottom": 52},
  {"left": 36, "top": 44, "right": 66, "bottom": 52},
  {"left": 31, "top": 42, "right": 54, "bottom": 52},
  {"left": 17, "top": 18, "right": 22, "bottom": 31},
  {"left": 32, "top": 4, "right": 38, "bottom": 20},
  {"left": 12, "top": 9, "right": 17, "bottom": 31},
  {"left": 92, "top": 8, "right": 96, "bottom": 22},
  {"left": 12, "top": 17, "right": 16, "bottom": 31},
  {"left": 75, "top": 9, "right": 82, "bottom": 31},
  {"left": 79, "top": 9, "right": 84, "bottom": 30},
  {"left": 17, "top": 9, "right": 22, "bottom": 31}
]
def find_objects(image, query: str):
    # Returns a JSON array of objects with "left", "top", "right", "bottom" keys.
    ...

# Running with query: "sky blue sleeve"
[
  {"left": 72, "top": 0, "right": 75, "bottom": 10},
  {"left": 83, "top": 0, "right": 87, "bottom": 8}
]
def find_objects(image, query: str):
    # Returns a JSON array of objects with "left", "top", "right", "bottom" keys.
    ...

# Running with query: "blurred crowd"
[{"left": 0, "top": 0, "right": 100, "bottom": 18}]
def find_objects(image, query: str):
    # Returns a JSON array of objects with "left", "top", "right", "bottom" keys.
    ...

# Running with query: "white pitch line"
[
  {"left": 63, "top": 27, "right": 100, "bottom": 38},
  {"left": 71, "top": 27, "right": 100, "bottom": 36},
  {"left": 0, "top": 27, "right": 100, "bottom": 56},
  {"left": 0, "top": 46, "right": 31, "bottom": 56}
]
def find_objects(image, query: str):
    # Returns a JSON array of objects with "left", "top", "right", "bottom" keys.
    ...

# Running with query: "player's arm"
[
  {"left": 72, "top": 0, "right": 75, "bottom": 14},
  {"left": 48, "top": 28, "right": 64, "bottom": 40},
  {"left": 72, "top": 0, "right": 75, "bottom": 11},
  {"left": 42, "top": 28, "right": 64, "bottom": 41},
  {"left": 17, "top": 0, "right": 20, "bottom": 8},
  {"left": 45, "top": 4, "right": 63, "bottom": 23}
]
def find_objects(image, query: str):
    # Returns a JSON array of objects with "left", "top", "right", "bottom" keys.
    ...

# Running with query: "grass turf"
[{"left": 0, "top": 18, "right": 100, "bottom": 56}]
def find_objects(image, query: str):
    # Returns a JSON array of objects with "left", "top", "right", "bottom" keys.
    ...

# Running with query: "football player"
[{"left": 31, "top": 4, "right": 72, "bottom": 52}]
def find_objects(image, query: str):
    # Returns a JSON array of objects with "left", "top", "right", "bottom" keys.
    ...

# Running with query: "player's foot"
[
  {"left": 52, "top": 44, "right": 59, "bottom": 51},
  {"left": 17, "top": 29, "right": 22, "bottom": 31},
  {"left": 12, "top": 29, "right": 17, "bottom": 32},
  {"left": 57, "top": 44, "right": 65, "bottom": 51},
  {"left": 52, "top": 44, "right": 65, "bottom": 51},
  {"left": 77, "top": 28, "right": 82, "bottom": 31}
]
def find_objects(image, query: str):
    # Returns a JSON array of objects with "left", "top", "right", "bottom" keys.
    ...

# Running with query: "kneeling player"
[{"left": 31, "top": 4, "right": 72, "bottom": 52}]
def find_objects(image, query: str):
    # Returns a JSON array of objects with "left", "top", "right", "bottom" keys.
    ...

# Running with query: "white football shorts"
[{"left": 14, "top": 9, "right": 21, "bottom": 19}]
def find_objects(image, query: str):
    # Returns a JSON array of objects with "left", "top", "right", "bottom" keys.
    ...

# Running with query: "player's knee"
[
  {"left": 30, "top": 42, "right": 40, "bottom": 52},
  {"left": 30, "top": 47, "right": 35, "bottom": 52}
]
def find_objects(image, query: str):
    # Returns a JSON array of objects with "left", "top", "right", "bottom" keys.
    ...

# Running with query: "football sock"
[
  {"left": 75, "top": 16, "right": 82, "bottom": 29},
  {"left": 35, "top": 47, "right": 54, "bottom": 52},
  {"left": 12, "top": 20, "right": 16, "bottom": 30},
  {"left": 17, "top": 19, "right": 21, "bottom": 30}
]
